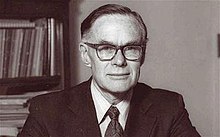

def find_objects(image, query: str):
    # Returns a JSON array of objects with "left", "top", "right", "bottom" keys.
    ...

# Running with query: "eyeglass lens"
[{"left": 97, "top": 45, "right": 142, "bottom": 61}]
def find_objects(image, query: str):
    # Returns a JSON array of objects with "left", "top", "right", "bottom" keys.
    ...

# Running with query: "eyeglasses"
[{"left": 84, "top": 42, "right": 145, "bottom": 61}]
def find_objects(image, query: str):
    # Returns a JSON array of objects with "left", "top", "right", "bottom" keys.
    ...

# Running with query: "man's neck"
[{"left": 92, "top": 79, "right": 132, "bottom": 105}]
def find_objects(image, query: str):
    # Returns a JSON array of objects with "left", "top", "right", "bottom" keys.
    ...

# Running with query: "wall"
[{"left": 69, "top": 1, "right": 219, "bottom": 137}]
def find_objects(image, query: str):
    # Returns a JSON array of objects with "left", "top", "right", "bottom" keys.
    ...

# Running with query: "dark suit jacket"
[{"left": 18, "top": 79, "right": 200, "bottom": 137}]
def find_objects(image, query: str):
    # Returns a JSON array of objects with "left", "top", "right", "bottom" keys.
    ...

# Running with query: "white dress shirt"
[{"left": 91, "top": 80, "right": 133, "bottom": 137}]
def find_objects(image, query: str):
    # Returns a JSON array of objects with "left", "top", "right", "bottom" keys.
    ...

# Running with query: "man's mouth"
[{"left": 107, "top": 73, "right": 130, "bottom": 79}]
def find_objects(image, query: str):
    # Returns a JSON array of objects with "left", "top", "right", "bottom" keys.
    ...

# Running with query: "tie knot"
[{"left": 107, "top": 106, "right": 120, "bottom": 120}]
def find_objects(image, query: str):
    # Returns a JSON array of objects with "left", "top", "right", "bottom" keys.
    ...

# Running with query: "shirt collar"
[{"left": 91, "top": 79, "right": 133, "bottom": 124}]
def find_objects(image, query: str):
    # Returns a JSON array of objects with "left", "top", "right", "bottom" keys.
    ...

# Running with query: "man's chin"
[
  {"left": 104, "top": 85, "right": 132, "bottom": 94},
  {"left": 103, "top": 79, "right": 135, "bottom": 92}
]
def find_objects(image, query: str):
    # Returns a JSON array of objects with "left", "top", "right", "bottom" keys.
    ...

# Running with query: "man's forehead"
[
  {"left": 87, "top": 14, "right": 144, "bottom": 45},
  {"left": 92, "top": 14, "right": 138, "bottom": 28},
  {"left": 97, "top": 40, "right": 143, "bottom": 47}
]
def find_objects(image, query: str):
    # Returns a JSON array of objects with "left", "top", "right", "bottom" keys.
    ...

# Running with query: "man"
[{"left": 18, "top": 4, "right": 200, "bottom": 137}]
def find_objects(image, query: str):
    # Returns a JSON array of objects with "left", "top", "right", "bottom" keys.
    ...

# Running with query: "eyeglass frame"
[{"left": 84, "top": 42, "right": 146, "bottom": 61}]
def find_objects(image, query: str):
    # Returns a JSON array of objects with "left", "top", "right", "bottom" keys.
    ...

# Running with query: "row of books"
[
  {"left": 0, "top": 95, "right": 29, "bottom": 129},
  {"left": 0, "top": 18, "right": 63, "bottom": 79},
  {"left": 0, "top": 90, "right": 52, "bottom": 130}
]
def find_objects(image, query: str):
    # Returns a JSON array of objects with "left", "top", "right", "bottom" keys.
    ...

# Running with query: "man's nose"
[{"left": 111, "top": 50, "right": 127, "bottom": 66}]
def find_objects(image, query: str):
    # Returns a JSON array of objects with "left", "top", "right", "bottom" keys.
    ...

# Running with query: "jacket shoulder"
[
  {"left": 28, "top": 91, "right": 65, "bottom": 116},
  {"left": 135, "top": 82, "right": 184, "bottom": 112},
  {"left": 29, "top": 80, "right": 90, "bottom": 112},
  {"left": 135, "top": 82, "right": 182, "bottom": 100}
]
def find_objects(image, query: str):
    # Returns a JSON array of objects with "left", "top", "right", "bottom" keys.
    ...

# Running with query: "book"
[
  {"left": 0, "top": 29, "right": 6, "bottom": 78},
  {"left": 50, "top": 18, "right": 56, "bottom": 76},
  {"left": 7, "top": 29, "right": 17, "bottom": 78},
  {"left": 0, "top": 19, "right": 35, "bottom": 28},
  {"left": 0, "top": 97, "right": 27, "bottom": 105},
  {"left": 31, "top": 27, "right": 45, "bottom": 76},
  {"left": 0, "top": 127, "right": 19, "bottom": 137},
  {"left": 14, "top": 29, "right": 24, "bottom": 77},
  {"left": 0, "top": 108, "right": 28, "bottom": 114},
  {"left": 2, "top": 29, "right": 12, "bottom": 78},
  {"left": 55, "top": 20, "right": 64, "bottom": 76},
  {"left": 26, "top": 29, "right": 36, "bottom": 77},
  {"left": 19, "top": 29, "right": 32, "bottom": 77},
  {"left": 0, "top": 119, "right": 26, "bottom": 128}
]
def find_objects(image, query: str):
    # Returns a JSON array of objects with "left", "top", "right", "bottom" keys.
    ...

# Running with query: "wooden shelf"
[
  {"left": 1, "top": 1, "right": 68, "bottom": 19},
  {"left": 0, "top": 76, "right": 61, "bottom": 95}
]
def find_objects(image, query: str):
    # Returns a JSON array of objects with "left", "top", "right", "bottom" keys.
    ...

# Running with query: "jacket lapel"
[
  {"left": 65, "top": 79, "right": 101, "bottom": 137},
  {"left": 124, "top": 84, "right": 157, "bottom": 137}
]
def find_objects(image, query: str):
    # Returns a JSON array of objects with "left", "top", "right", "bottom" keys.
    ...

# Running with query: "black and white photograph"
[{"left": 0, "top": 0, "right": 219, "bottom": 137}]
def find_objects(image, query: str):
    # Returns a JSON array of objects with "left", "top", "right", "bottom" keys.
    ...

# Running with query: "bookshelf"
[{"left": 0, "top": 0, "right": 70, "bottom": 136}]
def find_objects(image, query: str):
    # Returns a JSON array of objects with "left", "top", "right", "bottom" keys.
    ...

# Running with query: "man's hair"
[{"left": 81, "top": 4, "right": 148, "bottom": 41}]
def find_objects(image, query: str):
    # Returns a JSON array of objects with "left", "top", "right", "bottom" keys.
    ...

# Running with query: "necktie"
[{"left": 105, "top": 106, "right": 123, "bottom": 137}]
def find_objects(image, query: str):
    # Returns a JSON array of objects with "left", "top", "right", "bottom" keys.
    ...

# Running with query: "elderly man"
[{"left": 18, "top": 4, "right": 200, "bottom": 137}]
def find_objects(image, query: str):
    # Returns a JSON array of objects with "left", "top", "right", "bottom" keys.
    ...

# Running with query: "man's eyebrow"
[
  {"left": 126, "top": 41, "right": 141, "bottom": 45},
  {"left": 99, "top": 40, "right": 114, "bottom": 45},
  {"left": 99, "top": 40, "right": 141, "bottom": 46}
]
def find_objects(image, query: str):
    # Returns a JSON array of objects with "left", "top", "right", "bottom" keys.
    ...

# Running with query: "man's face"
[{"left": 83, "top": 14, "right": 144, "bottom": 93}]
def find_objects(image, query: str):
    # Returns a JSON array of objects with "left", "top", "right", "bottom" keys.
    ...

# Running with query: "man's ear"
[
  {"left": 141, "top": 47, "right": 147, "bottom": 66},
  {"left": 79, "top": 42, "right": 91, "bottom": 67},
  {"left": 141, "top": 39, "right": 149, "bottom": 66}
]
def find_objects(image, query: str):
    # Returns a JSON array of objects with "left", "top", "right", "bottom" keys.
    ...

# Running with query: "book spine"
[
  {"left": 42, "top": 20, "right": 49, "bottom": 76},
  {"left": 7, "top": 29, "right": 16, "bottom": 78},
  {"left": 32, "top": 27, "right": 45, "bottom": 76},
  {"left": 14, "top": 29, "right": 24, "bottom": 78},
  {"left": 0, "top": 29, "right": 6, "bottom": 78},
  {"left": 0, "top": 19, "right": 35, "bottom": 28},
  {"left": 47, "top": 18, "right": 51, "bottom": 76},
  {"left": 3, "top": 29, "right": 12, "bottom": 78},
  {"left": 26, "top": 29, "right": 36, "bottom": 77},
  {"left": 55, "top": 20, "right": 64, "bottom": 77},
  {"left": 19, "top": 29, "right": 32, "bottom": 77},
  {"left": 50, "top": 18, "right": 56, "bottom": 76}
]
